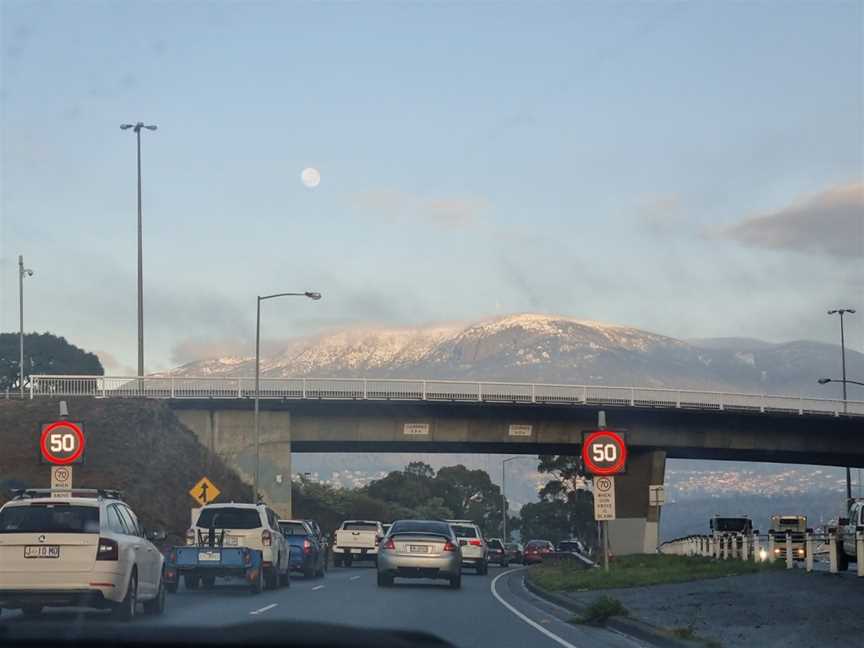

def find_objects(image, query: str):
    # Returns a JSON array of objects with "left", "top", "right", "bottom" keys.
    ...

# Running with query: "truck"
[
  {"left": 835, "top": 498, "right": 863, "bottom": 571},
  {"left": 332, "top": 520, "right": 383, "bottom": 567},
  {"left": 769, "top": 514, "right": 808, "bottom": 560}
]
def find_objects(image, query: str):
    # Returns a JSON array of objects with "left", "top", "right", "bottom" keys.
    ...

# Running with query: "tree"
[
  {"left": 433, "top": 465, "right": 502, "bottom": 535},
  {"left": 536, "top": 454, "right": 597, "bottom": 549},
  {"left": 0, "top": 332, "right": 103, "bottom": 391}
]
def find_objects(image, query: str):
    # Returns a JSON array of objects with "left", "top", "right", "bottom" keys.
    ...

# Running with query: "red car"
[{"left": 523, "top": 539, "right": 555, "bottom": 565}]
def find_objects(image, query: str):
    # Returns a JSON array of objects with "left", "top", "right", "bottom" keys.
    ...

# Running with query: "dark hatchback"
[{"left": 279, "top": 519, "right": 327, "bottom": 578}]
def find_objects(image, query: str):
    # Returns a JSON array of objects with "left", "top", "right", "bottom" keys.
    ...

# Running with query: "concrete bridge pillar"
[
  {"left": 174, "top": 408, "right": 293, "bottom": 519},
  {"left": 605, "top": 449, "right": 666, "bottom": 555}
]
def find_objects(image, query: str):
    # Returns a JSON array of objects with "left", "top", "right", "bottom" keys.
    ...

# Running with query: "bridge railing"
[{"left": 26, "top": 375, "right": 864, "bottom": 417}]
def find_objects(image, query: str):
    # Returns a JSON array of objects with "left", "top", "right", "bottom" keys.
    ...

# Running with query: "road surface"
[{"left": 0, "top": 565, "right": 646, "bottom": 648}]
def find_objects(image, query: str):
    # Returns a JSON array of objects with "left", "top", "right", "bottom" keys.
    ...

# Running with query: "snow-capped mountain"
[{"left": 171, "top": 313, "right": 863, "bottom": 397}]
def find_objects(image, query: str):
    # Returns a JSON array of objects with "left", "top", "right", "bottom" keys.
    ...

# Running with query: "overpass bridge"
[{"left": 30, "top": 375, "right": 864, "bottom": 555}]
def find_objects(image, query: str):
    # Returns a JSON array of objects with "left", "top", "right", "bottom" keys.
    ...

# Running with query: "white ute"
[
  {"left": 188, "top": 502, "right": 291, "bottom": 589},
  {"left": 333, "top": 520, "right": 383, "bottom": 567},
  {"left": 0, "top": 489, "right": 166, "bottom": 621}
]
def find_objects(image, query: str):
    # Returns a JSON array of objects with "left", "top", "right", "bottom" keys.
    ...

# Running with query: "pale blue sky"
[{"left": 1, "top": 1, "right": 862, "bottom": 373}]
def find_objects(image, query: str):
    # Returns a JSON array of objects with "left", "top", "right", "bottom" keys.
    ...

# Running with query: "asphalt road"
[{"left": 0, "top": 565, "right": 646, "bottom": 648}]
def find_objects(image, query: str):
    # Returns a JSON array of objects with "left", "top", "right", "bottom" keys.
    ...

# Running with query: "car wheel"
[
  {"left": 376, "top": 572, "right": 393, "bottom": 587},
  {"left": 279, "top": 569, "right": 291, "bottom": 588},
  {"left": 264, "top": 567, "right": 279, "bottom": 590},
  {"left": 143, "top": 576, "right": 166, "bottom": 615},
  {"left": 449, "top": 574, "right": 462, "bottom": 590},
  {"left": 165, "top": 579, "right": 178, "bottom": 594},
  {"left": 333, "top": 556, "right": 343, "bottom": 568},
  {"left": 250, "top": 567, "right": 264, "bottom": 595},
  {"left": 201, "top": 575, "right": 216, "bottom": 589},
  {"left": 21, "top": 605, "right": 42, "bottom": 617},
  {"left": 112, "top": 572, "right": 137, "bottom": 621},
  {"left": 503, "top": 560, "right": 509, "bottom": 568},
  {"left": 184, "top": 574, "right": 200, "bottom": 590},
  {"left": 837, "top": 546, "right": 849, "bottom": 571}
]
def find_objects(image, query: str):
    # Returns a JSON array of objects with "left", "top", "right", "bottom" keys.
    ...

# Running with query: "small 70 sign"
[{"left": 582, "top": 430, "right": 627, "bottom": 476}]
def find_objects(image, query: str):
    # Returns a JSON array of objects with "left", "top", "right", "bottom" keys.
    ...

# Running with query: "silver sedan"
[{"left": 377, "top": 520, "right": 462, "bottom": 589}]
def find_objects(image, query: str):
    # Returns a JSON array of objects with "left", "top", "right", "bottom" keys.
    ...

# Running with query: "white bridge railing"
[{"left": 26, "top": 375, "right": 864, "bottom": 417}]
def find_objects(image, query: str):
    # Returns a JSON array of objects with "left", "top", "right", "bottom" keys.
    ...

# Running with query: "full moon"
[{"left": 301, "top": 167, "right": 321, "bottom": 188}]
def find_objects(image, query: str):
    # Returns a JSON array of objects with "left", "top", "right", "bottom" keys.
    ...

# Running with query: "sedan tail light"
[
  {"left": 443, "top": 540, "right": 457, "bottom": 552},
  {"left": 262, "top": 530, "right": 272, "bottom": 547},
  {"left": 383, "top": 538, "right": 396, "bottom": 550},
  {"left": 303, "top": 539, "right": 312, "bottom": 554},
  {"left": 96, "top": 538, "right": 119, "bottom": 561},
  {"left": 469, "top": 539, "right": 482, "bottom": 546}
]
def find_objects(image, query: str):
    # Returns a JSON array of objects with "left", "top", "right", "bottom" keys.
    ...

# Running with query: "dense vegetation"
[{"left": 0, "top": 332, "right": 103, "bottom": 392}]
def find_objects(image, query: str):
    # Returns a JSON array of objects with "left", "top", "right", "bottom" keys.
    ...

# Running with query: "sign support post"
[{"left": 583, "top": 421, "right": 627, "bottom": 572}]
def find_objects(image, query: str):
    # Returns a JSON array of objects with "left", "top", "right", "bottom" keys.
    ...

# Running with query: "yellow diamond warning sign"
[{"left": 189, "top": 477, "right": 220, "bottom": 506}]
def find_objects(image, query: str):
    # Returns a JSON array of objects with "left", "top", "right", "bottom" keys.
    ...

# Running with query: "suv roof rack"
[{"left": 10, "top": 488, "right": 123, "bottom": 501}]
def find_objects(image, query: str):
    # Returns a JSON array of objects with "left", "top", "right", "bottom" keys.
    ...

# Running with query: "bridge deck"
[{"left": 26, "top": 375, "right": 864, "bottom": 418}]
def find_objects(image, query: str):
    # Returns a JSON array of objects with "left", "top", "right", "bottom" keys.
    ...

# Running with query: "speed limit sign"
[
  {"left": 39, "top": 421, "right": 86, "bottom": 465},
  {"left": 582, "top": 430, "right": 627, "bottom": 475}
]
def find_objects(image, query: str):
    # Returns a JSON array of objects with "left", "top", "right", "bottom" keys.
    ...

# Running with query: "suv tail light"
[
  {"left": 96, "top": 538, "right": 118, "bottom": 561},
  {"left": 383, "top": 538, "right": 396, "bottom": 550},
  {"left": 303, "top": 539, "right": 312, "bottom": 554},
  {"left": 262, "top": 530, "right": 272, "bottom": 547},
  {"left": 186, "top": 528, "right": 195, "bottom": 545},
  {"left": 443, "top": 540, "right": 457, "bottom": 552},
  {"left": 469, "top": 539, "right": 482, "bottom": 546}
]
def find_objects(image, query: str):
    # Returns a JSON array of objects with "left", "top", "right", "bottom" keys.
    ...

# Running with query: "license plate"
[
  {"left": 350, "top": 548, "right": 362, "bottom": 554},
  {"left": 199, "top": 550, "right": 221, "bottom": 562},
  {"left": 409, "top": 545, "right": 429, "bottom": 553},
  {"left": 25, "top": 545, "right": 60, "bottom": 559},
  {"left": 224, "top": 536, "right": 239, "bottom": 546}
]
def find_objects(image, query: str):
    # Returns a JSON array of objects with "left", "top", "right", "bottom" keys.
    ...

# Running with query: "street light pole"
[
  {"left": 253, "top": 291, "right": 321, "bottom": 503},
  {"left": 120, "top": 122, "right": 157, "bottom": 380},
  {"left": 502, "top": 456, "right": 527, "bottom": 542},
  {"left": 18, "top": 255, "right": 34, "bottom": 397},
  {"left": 828, "top": 308, "right": 856, "bottom": 501}
]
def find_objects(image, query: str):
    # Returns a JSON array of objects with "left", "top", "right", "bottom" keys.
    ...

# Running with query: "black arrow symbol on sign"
[{"left": 199, "top": 482, "right": 209, "bottom": 503}]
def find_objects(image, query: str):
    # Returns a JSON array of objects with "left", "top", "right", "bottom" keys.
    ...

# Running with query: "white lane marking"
[
  {"left": 349, "top": 575, "right": 360, "bottom": 581},
  {"left": 312, "top": 585, "right": 325, "bottom": 590},
  {"left": 249, "top": 603, "right": 278, "bottom": 616},
  {"left": 490, "top": 568, "right": 583, "bottom": 648}
]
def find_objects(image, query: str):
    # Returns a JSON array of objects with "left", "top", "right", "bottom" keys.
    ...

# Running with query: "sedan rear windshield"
[
  {"left": 196, "top": 508, "right": 261, "bottom": 529},
  {"left": 526, "top": 541, "right": 550, "bottom": 549},
  {"left": 343, "top": 522, "right": 378, "bottom": 531},
  {"left": 0, "top": 504, "right": 100, "bottom": 534},
  {"left": 450, "top": 525, "right": 478, "bottom": 538},
  {"left": 391, "top": 521, "right": 451, "bottom": 536},
  {"left": 487, "top": 539, "right": 503, "bottom": 549},
  {"left": 279, "top": 522, "right": 308, "bottom": 536}
]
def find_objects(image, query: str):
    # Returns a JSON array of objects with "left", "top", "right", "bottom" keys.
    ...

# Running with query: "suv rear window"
[
  {"left": 279, "top": 522, "right": 308, "bottom": 536},
  {"left": 343, "top": 522, "right": 378, "bottom": 531},
  {"left": 487, "top": 539, "right": 503, "bottom": 549},
  {"left": 450, "top": 525, "right": 478, "bottom": 538},
  {"left": 196, "top": 507, "right": 261, "bottom": 529},
  {"left": 0, "top": 504, "right": 100, "bottom": 534}
]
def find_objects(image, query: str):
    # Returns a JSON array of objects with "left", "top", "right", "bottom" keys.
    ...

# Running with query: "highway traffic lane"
[{"left": 1, "top": 566, "right": 647, "bottom": 648}]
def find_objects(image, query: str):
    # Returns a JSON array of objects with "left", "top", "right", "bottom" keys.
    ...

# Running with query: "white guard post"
[
  {"left": 768, "top": 533, "right": 776, "bottom": 562},
  {"left": 742, "top": 533, "right": 749, "bottom": 561},
  {"left": 805, "top": 533, "right": 814, "bottom": 572},
  {"left": 828, "top": 533, "right": 838, "bottom": 574},
  {"left": 857, "top": 531, "right": 864, "bottom": 578}
]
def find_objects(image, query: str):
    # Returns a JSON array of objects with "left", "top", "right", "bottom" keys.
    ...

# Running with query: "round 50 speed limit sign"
[
  {"left": 582, "top": 430, "right": 627, "bottom": 475},
  {"left": 39, "top": 421, "right": 86, "bottom": 465}
]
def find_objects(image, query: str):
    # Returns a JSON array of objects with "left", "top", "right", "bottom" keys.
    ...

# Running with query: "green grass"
[
  {"left": 571, "top": 595, "right": 629, "bottom": 625},
  {"left": 529, "top": 553, "right": 783, "bottom": 592}
]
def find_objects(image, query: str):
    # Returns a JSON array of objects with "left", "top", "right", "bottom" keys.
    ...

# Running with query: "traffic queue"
[{"left": 0, "top": 487, "right": 560, "bottom": 619}]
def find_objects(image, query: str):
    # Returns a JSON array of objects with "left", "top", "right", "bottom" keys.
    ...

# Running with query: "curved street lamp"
[{"left": 253, "top": 291, "right": 322, "bottom": 503}]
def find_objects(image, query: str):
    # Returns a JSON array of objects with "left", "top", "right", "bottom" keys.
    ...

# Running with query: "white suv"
[
  {"left": 0, "top": 489, "right": 166, "bottom": 621},
  {"left": 189, "top": 503, "right": 290, "bottom": 589},
  {"left": 446, "top": 520, "right": 488, "bottom": 575}
]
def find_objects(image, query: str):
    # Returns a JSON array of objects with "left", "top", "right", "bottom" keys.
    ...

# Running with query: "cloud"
[
  {"left": 92, "top": 350, "right": 135, "bottom": 375},
  {"left": 350, "top": 190, "right": 490, "bottom": 227},
  {"left": 636, "top": 194, "right": 692, "bottom": 235},
  {"left": 720, "top": 182, "right": 864, "bottom": 258}
]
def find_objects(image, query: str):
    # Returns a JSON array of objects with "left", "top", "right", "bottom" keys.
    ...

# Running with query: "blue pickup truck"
[{"left": 278, "top": 519, "right": 327, "bottom": 579}]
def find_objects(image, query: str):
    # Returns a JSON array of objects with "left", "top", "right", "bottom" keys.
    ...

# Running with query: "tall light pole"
[
  {"left": 502, "top": 456, "right": 531, "bottom": 542},
  {"left": 827, "top": 308, "right": 856, "bottom": 501},
  {"left": 18, "top": 255, "right": 34, "bottom": 397},
  {"left": 120, "top": 122, "right": 157, "bottom": 379},
  {"left": 253, "top": 291, "right": 321, "bottom": 503}
]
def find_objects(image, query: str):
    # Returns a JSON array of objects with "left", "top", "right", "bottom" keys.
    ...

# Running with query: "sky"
[{"left": 1, "top": 0, "right": 862, "bottom": 375}]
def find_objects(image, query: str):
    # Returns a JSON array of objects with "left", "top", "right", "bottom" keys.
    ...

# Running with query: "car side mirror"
[{"left": 147, "top": 529, "right": 167, "bottom": 542}]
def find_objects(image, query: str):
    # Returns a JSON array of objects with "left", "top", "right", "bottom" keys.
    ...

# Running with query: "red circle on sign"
[
  {"left": 40, "top": 421, "right": 85, "bottom": 465},
  {"left": 582, "top": 430, "right": 627, "bottom": 475}
]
